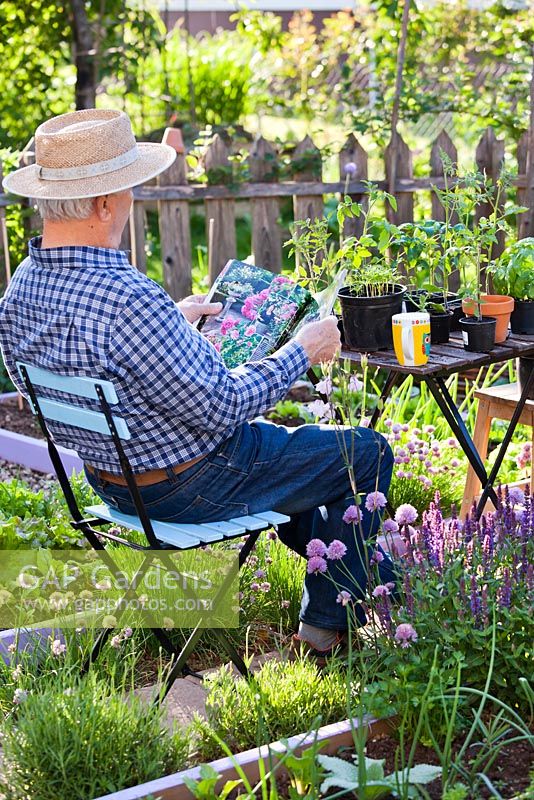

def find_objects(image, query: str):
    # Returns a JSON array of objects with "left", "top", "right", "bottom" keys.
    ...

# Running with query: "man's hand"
[
  {"left": 177, "top": 294, "right": 223, "bottom": 324},
  {"left": 294, "top": 316, "right": 341, "bottom": 365}
]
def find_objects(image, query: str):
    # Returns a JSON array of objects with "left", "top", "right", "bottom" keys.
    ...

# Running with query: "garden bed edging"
[
  {"left": 94, "top": 715, "right": 395, "bottom": 800},
  {"left": 0, "top": 391, "right": 83, "bottom": 475}
]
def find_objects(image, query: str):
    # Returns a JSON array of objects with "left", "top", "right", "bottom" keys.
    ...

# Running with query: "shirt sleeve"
[{"left": 108, "top": 283, "right": 310, "bottom": 432}]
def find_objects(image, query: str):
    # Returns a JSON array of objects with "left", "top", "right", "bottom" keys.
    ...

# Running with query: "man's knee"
[{"left": 347, "top": 427, "right": 393, "bottom": 480}]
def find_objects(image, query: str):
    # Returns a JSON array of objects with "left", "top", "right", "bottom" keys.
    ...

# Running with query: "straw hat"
[{"left": 2, "top": 109, "right": 176, "bottom": 200}]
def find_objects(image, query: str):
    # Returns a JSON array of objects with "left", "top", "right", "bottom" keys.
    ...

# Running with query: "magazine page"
[{"left": 197, "top": 260, "right": 313, "bottom": 368}]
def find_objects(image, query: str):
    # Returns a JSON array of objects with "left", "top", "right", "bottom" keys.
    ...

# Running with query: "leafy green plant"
[
  {"left": 0, "top": 674, "right": 188, "bottom": 800},
  {"left": 190, "top": 658, "right": 349, "bottom": 761},
  {"left": 318, "top": 753, "right": 441, "bottom": 798},
  {"left": 488, "top": 236, "right": 534, "bottom": 300}
]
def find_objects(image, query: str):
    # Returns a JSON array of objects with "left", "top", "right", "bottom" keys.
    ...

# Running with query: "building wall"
[{"left": 165, "top": 9, "right": 336, "bottom": 35}]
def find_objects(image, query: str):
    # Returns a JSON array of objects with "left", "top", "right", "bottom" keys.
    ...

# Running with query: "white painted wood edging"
[
  {"left": 0, "top": 391, "right": 83, "bottom": 475},
  {"left": 95, "top": 715, "right": 394, "bottom": 800}
]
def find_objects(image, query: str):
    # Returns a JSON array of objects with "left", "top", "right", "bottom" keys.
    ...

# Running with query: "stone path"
[{"left": 137, "top": 651, "right": 281, "bottom": 730}]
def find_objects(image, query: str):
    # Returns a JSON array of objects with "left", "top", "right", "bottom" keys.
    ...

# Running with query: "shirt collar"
[{"left": 29, "top": 236, "right": 132, "bottom": 270}]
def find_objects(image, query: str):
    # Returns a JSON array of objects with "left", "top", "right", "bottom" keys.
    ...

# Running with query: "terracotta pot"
[{"left": 461, "top": 294, "right": 514, "bottom": 343}]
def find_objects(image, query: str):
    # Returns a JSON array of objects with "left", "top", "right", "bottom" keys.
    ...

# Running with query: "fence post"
[
  {"left": 430, "top": 129, "right": 460, "bottom": 292},
  {"left": 518, "top": 131, "right": 534, "bottom": 240},
  {"left": 250, "top": 137, "right": 281, "bottom": 273},
  {"left": 0, "top": 160, "right": 11, "bottom": 292},
  {"left": 292, "top": 135, "right": 324, "bottom": 224},
  {"left": 205, "top": 135, "right": 236, "bottom": 284},
  {"left": 385, "top": 132, "right": 414, "bottom": 226},
  {"left": 157, "top": 128, "right": 191, "bottom": 299},
  {"left": 18, "top": 139, "right": 42, "bottom": 241},
  {"left": 475, "top": 127, "right": 505, "bottom": 263},
  {"left": 338, "top": 133, "right": 368, "bottom": 240}
]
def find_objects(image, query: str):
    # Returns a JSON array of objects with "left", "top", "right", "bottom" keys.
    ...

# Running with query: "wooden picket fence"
[{"left": 0, "top": 126, "right": 532, "bottom": 299}]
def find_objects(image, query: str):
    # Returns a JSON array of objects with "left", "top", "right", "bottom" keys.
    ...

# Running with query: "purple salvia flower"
[
  {"left": 499, "top": 567, "right": 511, "bottom": 608},
  {"left": 470, "top": 574, "right": 481, "bottom": 625},
  {"left": 481, "top": 583, "right": 489, "bottom": 628},
  {"left": 375, "top": 594, "right": 393, "bottom": 636},
  {"left": 403, "top": 570, "right": 414, "bottom": 619}
]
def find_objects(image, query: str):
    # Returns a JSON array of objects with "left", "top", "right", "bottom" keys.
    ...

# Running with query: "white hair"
[{"left": 34, "top": 197, "right": 96, "bottom": 221}]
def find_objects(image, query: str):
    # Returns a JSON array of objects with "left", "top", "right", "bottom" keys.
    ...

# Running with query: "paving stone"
[{"left": 136, "top": 678, "right": 208, "bottom": 730}]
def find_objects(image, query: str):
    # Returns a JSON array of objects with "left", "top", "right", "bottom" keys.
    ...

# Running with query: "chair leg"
[
  {"left": 81, "top": 626, "right": 113, "bottom": 675},
  {"left": 210, "top": 628, "right": 250, "bottom": 679},
  {"left": 461, "top": 399, "right": 492, "bottom": 519}
]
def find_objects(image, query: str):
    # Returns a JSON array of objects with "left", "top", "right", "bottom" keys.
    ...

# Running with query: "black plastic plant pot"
[
  {"left": 430, "top": 310, "right": 452, "bottom": 345},
  {"left": 510, "top": 300, "right": 534, "bottom": 335},
  {"left": 517, "top": 357, "right": 534, "bottom": 401},
  {"left": 448, "top": 298, "right": 464, "bottom": 332},
  {"left": 459, "top": 316, "right": 496, "bottom": 353},
  {"left": 338, "top": 284, "right": 406, "bottom": 352},
  {"left": 405, "top": 289, "right": 426, "bottom": 313}
]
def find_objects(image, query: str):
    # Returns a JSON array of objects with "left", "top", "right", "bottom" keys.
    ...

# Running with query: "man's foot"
[{"left": 285, "top": 632, "right": 348, "bottom": 668}]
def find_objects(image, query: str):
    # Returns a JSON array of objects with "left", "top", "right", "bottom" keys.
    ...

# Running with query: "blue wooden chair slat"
[
  {"left": 203, "top": 520, "right": 247, "bottom": 535},
  {"left": 16, "top": 362, "right": 118, "bottom": 404},
  {"left": 37, "top": 398, "right": 131, "bottom": 440},
  {"left": 85, "top": 504, "right": 202, "bottom": 548},
  {"left": 229, "top": 514, "right": 276, "bottom": 531},
  {"left": 252, "top": 510, "right": 290, "bottom": 525}
]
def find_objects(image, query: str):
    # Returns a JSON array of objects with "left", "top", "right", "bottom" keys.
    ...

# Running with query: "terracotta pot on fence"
[{"left": 461, "top": 295, "right": 514, "bottom": 343}]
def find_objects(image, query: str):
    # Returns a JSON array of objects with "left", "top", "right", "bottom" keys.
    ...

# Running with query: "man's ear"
[{"left": 94, "top": 195, "right": 111, "bottom": 222}]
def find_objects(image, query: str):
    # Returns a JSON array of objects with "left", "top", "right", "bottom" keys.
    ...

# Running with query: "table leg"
[
  {"left": 369, "top": 370, "right": 400, "bottom": 429},
  {"left": 476, "top": 364, "right": 534, "bottom": 516},
  {"left": 426, "top": 377, "right": 500, "bottom": 513}
]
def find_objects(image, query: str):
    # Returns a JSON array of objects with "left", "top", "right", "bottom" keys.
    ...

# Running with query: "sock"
[{"left": 298, "top": 622, "right": 339, "bottom": 650}]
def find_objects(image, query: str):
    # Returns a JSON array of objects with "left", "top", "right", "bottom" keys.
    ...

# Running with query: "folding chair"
[{"left": 17, "top": 361, "right": 289, "bottom": 699}]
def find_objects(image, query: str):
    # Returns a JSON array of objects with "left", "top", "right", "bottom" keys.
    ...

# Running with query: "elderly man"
[{"left": 0, "top": 109, "right": 395, "bottom": 659}]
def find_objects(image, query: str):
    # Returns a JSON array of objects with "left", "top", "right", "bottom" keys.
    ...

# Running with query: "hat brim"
[{"left": 1, "top": 143, "right": 176, "bottom": 200}]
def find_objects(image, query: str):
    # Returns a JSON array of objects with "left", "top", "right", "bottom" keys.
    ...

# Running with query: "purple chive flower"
[
  {"left": 327, "top": 540, "right": 347, "bottom": 560},
  {"left": 365, "top": 491, "right": 387, "bottom": 512},
  {"left": 372, "top": 584, "right": 391, "bottom": 597},
  {"left": 343, "top": 505, "right": 362, "bottom": 524},
  {"left": 336, "top": 590, "right": 352, "bottom": 606},
  {"left": 260, "top": 582, "right": 271, "bottom": 592},
  {"left": 306, "top": 538, "right": 328, "bottom": 558},
  {"left": 507, "top": 486, "right": 525, "bottom": 506},
  {"left": 370, "top": 549, "right": 384, "bottom": 565},
  {"left": 307, "top": 556, "right": 328, "bottom": 575},
  {"left": 254, "top": 569, "right": 266, "bottom": 579},
  {"left": 394, "top": 623, "right": 418, "bottom": 648},
  {"left": 344, "top": 161, "right": 357, "bottom": 177},
  {"left": 383, "top": 519, "right": 399, "bottom": 534},
  {"left": 395, "top": 504, "right": 418, "bottom": 525}
]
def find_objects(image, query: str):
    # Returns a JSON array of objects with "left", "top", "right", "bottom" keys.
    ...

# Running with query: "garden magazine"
[{"left": 196, "top": 259, "right": 345, "bottom": 368}]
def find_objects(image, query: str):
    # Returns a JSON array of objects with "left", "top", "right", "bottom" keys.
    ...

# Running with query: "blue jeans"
[{"left": 85, "top": 421, "right": 396, "bottom": 630}]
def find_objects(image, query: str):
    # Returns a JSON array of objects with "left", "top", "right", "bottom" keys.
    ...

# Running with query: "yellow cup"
[{"left": 392, "top": 312, "right": 431, "bottom": 367}]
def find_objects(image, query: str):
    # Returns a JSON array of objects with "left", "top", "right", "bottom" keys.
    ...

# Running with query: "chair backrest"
[{"left": 16, "top": 362, "right": 131, "bottom": 440}]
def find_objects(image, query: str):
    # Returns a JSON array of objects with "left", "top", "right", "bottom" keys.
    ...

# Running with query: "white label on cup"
[{"left": 462, "top": 331, "right": 468, "bottom": 345}]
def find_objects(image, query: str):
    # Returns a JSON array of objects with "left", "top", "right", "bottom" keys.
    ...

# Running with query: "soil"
[
  {"left": 0, "top": 395, "right": 44, "bottom": 440},
  {"left": 267, "top": 733, "right": 533, "bottom": 800}
]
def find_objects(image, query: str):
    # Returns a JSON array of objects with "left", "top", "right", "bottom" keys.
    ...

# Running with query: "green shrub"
[
  {"left": 0, "top": 675, "right": 188, "bottom": 800},
  {"left": 190, "top": 658, "right": 350, "bottom": 761}
]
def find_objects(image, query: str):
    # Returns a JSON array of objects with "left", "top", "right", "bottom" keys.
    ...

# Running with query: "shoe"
[{"left": 285, "top": 632, "right": 348, "bottom": 668}]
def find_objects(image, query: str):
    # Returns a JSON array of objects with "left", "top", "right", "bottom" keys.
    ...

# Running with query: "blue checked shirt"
[{"left": 0, "top": 238, "right": 309, "bottom": 473}]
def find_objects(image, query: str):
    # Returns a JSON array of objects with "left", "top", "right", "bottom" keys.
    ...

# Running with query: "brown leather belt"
[{"left": 85, "top": 454, "right": 207, "bottom": 487}]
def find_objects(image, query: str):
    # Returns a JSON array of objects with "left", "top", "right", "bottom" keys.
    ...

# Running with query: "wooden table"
[{"left": 341, "top": 331, "right": 534, "bottom": 519}]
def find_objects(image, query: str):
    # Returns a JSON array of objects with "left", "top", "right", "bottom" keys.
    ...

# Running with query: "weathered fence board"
[
  {"left": 338, "top": 133, "right": 368, "bottom": 240},
  {"left": 204, "top": 135, "right": 236, "bottom": 283},
  {"left": 430, "top": 130, "right": 460, "bottom": 292},
  {"left": 385, "top": 132, "right": 414, "bottom": 227},
  {"left": 250, "top": 137, "right": 282, "bottom": 273},
  {"left": 475, "top": 127, "right": 506, "bottom": 261},
  {"left": 158, "top": 128, "right": 191, "bottom": 298},
  {"left": 0, "top": 124, "right": 531, "bottom": 301}
]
